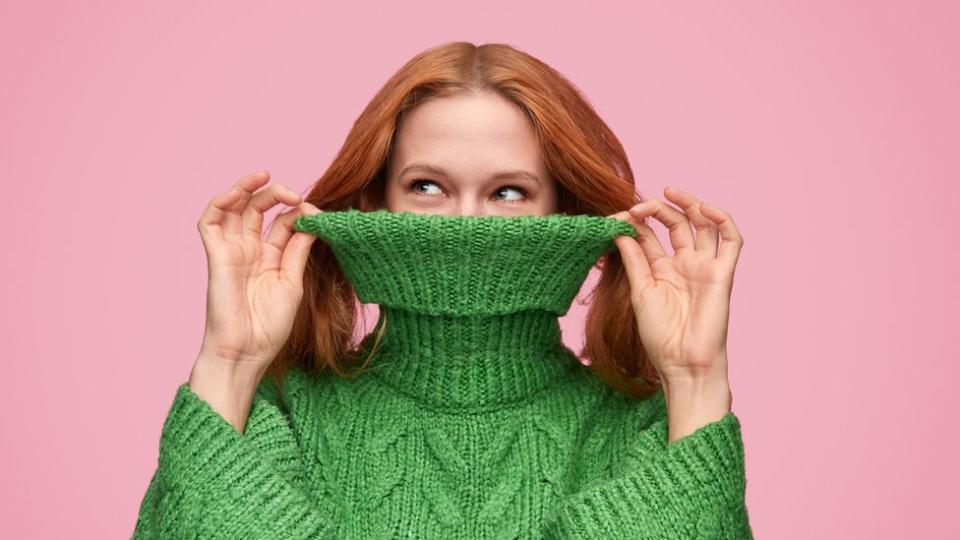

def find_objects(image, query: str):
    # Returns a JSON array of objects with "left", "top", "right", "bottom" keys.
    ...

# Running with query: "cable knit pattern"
[{"left": 132, "top": 209, "right": 753, "bottom": 539}]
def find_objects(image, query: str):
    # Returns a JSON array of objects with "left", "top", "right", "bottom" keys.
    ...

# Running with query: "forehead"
[{"left": 391, "top": 91, "right": 543, "bottom": 171}]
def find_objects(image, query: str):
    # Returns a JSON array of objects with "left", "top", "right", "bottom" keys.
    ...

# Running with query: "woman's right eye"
[{"left": 409, "top": 179, "right": 443, "bottom": 196}]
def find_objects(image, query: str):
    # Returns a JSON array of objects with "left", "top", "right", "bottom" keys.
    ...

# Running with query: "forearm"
[
  {"left": 545, "top": 370, "right": 751, "bottom": 538},
  {"left": 135, "top": 375, "right": 342, "bottom": 538},
  {"left": 662, "top": 367, "right": 733, "bottom": 444},
  {"left": 188, "top": 354, "right": 263, "bottom": 434}
]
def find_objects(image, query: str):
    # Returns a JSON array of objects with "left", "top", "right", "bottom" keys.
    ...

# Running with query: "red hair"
[{"left": 265, "top": 41, "right": 661, "bottom": 399}]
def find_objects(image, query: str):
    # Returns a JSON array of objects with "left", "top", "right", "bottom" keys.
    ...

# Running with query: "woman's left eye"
[{"left": 494, "top": 186, "right": 527, "bottom": 202}]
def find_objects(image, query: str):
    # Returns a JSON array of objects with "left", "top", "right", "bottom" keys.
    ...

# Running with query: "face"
[{"left": 384, "top": 90, "right": 559, "bottom": 216}]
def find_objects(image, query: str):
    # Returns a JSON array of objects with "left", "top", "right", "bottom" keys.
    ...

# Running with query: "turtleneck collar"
[{"left": 294, "top": 209, "right": 636, "bottom": 412}]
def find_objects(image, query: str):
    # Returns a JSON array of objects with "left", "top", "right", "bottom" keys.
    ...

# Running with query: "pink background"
[{"left": 2, "top": 1, "right": 957, "bottom": 538}]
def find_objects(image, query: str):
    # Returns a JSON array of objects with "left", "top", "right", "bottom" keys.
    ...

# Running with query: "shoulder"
[
  {"left": 537, "top": 364, "right": 668, "bottom": 442},
  {"left": 250, "top": 364, "right": 391, "bottom": 433},
  {"left": 555, "top": 362, "right": 667, "bottom": 429},
  {"left": 253, "top": 364, "right": 339, "bottom": 407},
  {"left": 246, "top": 365, "right": 331, "bottom": 431},
  {"left": 545, "top": 365, "right": 670, "bottom": 482}
]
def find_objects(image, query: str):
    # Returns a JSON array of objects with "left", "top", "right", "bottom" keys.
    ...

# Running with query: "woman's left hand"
[{"left": 608, "top": 186, "right": 744, "bottom": 440}]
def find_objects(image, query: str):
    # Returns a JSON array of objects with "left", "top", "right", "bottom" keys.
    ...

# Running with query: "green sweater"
[{"left": 133, "top": 209, "right": 753, "bottom": 539}]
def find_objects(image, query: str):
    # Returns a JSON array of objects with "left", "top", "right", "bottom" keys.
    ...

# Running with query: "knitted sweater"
[{"left": 133, "top": 209, "right": 753, "bottom": 539}]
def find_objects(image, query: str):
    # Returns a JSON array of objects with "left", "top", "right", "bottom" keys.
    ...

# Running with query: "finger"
[
  {"left": 240, "top": 183, "right": 303, "bottom": 238},
  {"left": 627, "top": 198, "right": 696, "bottom": 254},
  {"left": 611, "top": 209, "right": 670, "bottom": 264},
  {"left": 197, "top": 188, "right": 245, "bottom": 246},
  {"left": 221, "top": 170, "right": 272, "bottom": 235},
  {"left": 279, "top": 203, "right": 323, "bottom": 287},
  {"left": 608, "top": 211, "right": 653, "bottom": 289},
  {"left": 264, "top": 202, "right": 320, "bottom": 259},
  {"left": 699, "top": 202, "right": 745, "bottom": 268},
  {"left": 613, "top": 233, "right": 652, "bottom": 290},
  {"left": 663, "top": 186, "right": 719, "bottom": 255}
]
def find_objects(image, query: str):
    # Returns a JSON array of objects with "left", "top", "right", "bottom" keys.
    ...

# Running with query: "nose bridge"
[{"left": 456, "top": 190, "right": 486, "bottom": 216}]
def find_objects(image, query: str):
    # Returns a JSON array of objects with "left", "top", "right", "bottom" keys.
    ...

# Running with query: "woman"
[{"left": 133, "top": 41, "right": 752, "bottom": 538}]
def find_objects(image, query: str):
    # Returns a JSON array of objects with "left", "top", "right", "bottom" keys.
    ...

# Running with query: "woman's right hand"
[{"left": 188, "top": 170, "right": 321, "bottom": 432}]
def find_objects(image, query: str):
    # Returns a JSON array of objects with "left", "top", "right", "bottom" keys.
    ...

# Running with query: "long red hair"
[{"left": 265, "top": 41, "right": 661, "bottom": 400}]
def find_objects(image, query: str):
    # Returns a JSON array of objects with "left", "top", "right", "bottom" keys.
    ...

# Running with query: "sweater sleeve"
[
  {"left": 543, "top": 404, "right": 754, "bottom": 539},
  {"left": 132, "top": 381, "right": 342, "bottom": 539}
]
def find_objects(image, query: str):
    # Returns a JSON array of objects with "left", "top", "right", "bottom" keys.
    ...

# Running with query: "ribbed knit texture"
[{"left": 133, "top": 209, "right": 753, "bottom": 539}]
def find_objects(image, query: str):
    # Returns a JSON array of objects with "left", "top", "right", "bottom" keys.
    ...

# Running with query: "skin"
[
  {"left": 609, "top": 191, "right": 743, "bottom": 443},
  {"left": 384, "top": 90, "right": 742, "bottom": 442},
  {"left": 384, "top": 90, "right": 558, "bottom": 216},
  {"left": 189, "top": 92, "right": 744, "bottom": 444}
]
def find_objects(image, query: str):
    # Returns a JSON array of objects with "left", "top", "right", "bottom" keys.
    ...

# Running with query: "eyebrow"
[{"left": 398, "top": 163, "right": 543, "bottom": 186}]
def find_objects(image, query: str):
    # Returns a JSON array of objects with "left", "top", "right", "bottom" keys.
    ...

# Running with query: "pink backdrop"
[{"left": 2, "top": 1, "right": 957, "bottom": 538}]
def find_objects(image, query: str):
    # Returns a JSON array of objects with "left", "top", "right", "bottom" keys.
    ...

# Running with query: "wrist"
[
  {"left": 661, "top": 374, "right": 732, "bottom": 444},
  {"left": 663, "top": 373, "right": 731, "bottom": 400},
  {"left": 191, "top": 352, "right": 265, "bottom": 390},
  {"left": 189, "top": 354, "right": 263, "bottom": 433}
]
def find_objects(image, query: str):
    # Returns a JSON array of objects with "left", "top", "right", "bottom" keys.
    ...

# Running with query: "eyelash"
[{"left": 406, "top": 179, "right": 529, "bottom": 202}]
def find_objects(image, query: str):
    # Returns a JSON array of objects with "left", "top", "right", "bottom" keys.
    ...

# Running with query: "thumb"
[{"left": 280, "top": 229, "right": 318, "bottom": 288}]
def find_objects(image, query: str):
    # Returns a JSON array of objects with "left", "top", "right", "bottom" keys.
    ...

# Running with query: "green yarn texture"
[
  {"left": 293, "top": 208, "right": 638, "bottom": 316},
  {"left": 133, "top": 209, "right": 754, "bottom": 539}
]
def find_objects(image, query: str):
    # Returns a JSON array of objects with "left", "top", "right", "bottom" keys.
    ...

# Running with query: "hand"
[
  {"left": 607, "top": 186, "right": 744, "bottom": 387},
  {"left": 190, "top": 170, "right": 322, "bottom": 431}
]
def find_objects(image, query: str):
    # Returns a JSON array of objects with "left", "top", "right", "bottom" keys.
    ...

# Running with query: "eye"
[
  {"left": 408, "top": 179, "right": 443, "bottom": 197},
  {"left": 405, "top": 179, "right": 529, "bottom": 202},
  {"left": 493, "top": 186, "right": 528, "bottom": 202}
]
